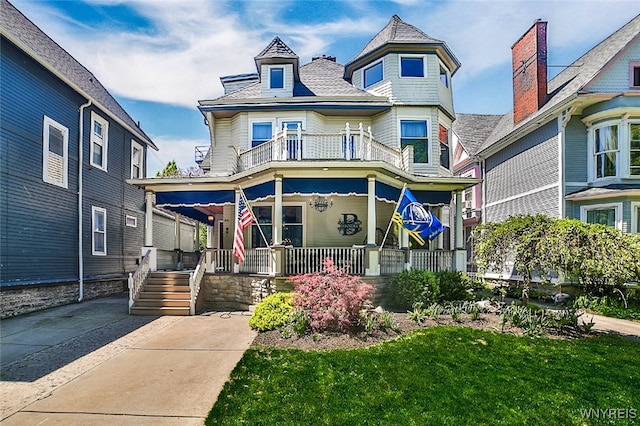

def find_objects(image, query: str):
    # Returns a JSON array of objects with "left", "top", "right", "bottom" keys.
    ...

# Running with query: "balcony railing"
[{"left": 237, "top": 123, "right": 406, "bottom": 172}]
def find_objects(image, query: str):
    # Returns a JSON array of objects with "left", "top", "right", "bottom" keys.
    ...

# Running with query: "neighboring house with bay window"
[
  {"left": 456, "top": 16, "right": 640, "bottom": 236},
  {"left": 0, "top": 0, "right": 158, "bottom": 317},
  {"left": 129, "top": 15, "right": 479, "bottom": 312}
]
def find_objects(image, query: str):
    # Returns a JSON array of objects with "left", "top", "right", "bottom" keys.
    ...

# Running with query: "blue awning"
[
  {"left": 243, "top": 181, "right": 275, "bottom": 201},
  {"left": 156, "top": 190, "right": 235, "bottom": 207},
  {"left": 375, "top": 182, "right": 451, "bottom": 204},
  {"left": 283, "top": 178, "right": 368, "bottom": 195}
]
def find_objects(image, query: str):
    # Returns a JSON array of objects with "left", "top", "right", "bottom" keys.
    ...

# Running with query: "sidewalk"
[{"left": 0, "top": 296, "right": 256, "bottom": 425}]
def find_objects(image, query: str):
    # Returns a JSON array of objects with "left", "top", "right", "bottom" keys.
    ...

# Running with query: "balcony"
[{"left": 236, "top": 123, "right": 409, "bottom": 173}]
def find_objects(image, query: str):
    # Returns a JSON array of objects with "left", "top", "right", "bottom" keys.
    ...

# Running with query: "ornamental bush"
[
  {"left": 290, "top": 258, "right": 374, "bottom": 333},
  {"left": 436, "top": 270, "right": 473, "bottom": 302},
  {"left": 248, "top": 292, "right": 293, "bottom": 331},
  {"left": 389, "top": 269, "right": 439, "bottom": 309}
]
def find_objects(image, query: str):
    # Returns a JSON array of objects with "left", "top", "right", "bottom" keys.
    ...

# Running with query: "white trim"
[
  {"left": 248, "top": 120, "right": 275, "bottom": 149},
  {"left": 42, "top": 115, "right": 69, "bottom": 188},
  {"left": 485, "top": 183, "right": 558, "bottom": 208},
  {"left": 362, "top": 59, "right": 384, "bottom": 89},
  {"left": 398, "top": 54, "right": 427, "bottom": 78},
  {"left": 125, "top": 215, "right": 137, "bottom": 228},
  {"left": 632, "top": 202, "right": 640, "bottom": 234},
  {"left": 398, "top": 116, "right": 431, "bottom": 166},
  {"left": 130, "top": 139, "right": 144, "bottom": 179},
  {"left": 557, "top": 116, "right": 565, "bottom": 218},
  {"left": 91, "top": 206, "right": 107, "bottom": 256},
  {"left": 90, "top": 111, "right": 109, "bottom": 171},
  {"left": 579, "top": 202, "right": 623, "bottom": 230}
]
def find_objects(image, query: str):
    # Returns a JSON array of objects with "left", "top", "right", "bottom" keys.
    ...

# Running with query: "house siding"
[
  {"left": 563, "top": 115, "right": 588, "bottom": 188},
  {"left": 485, "top": 120, "right": 560, "bottom": 221},
  {"left": 1, "top": 36, "right": 146, "bottom": 288},
  {"left": 586, "top": 41, "right": 640, "bottom": 93}
]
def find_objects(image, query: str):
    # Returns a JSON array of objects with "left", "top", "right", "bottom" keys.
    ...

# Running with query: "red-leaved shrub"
[{"left": 290, "top": 258, "right": 374, "bottom": 333}]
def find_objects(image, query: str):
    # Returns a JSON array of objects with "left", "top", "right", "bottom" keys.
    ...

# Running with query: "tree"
[
  {"left": 473, "top": 215, "right": 640, "bottom": 301},
  {"left": 155, "top": 160, "right": 203, "bottom": 177}
]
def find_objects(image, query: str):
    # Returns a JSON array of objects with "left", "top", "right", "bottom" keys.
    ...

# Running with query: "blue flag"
[{"left": 392, "top": 187, "right": 446, "bottom": 245}]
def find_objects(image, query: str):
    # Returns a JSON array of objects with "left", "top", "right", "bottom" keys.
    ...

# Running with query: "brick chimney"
[{"left": 512, "top": 19, "right": 548, "bottom": 124}]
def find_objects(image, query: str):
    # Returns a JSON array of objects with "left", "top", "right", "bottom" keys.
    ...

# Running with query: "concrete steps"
[{"left": 131, "top": 271, "right": 192, "bottom": 316}]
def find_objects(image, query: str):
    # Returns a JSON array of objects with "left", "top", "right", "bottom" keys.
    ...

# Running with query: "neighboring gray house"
[
  {"left": 463, "top": 16, "right": 640, "bottom": 233},
  {"left": 0, "top": 0, "right": 158, "bottom": 317}
]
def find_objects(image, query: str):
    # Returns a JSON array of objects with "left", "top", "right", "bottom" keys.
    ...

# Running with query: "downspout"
[{"left": 78, "top": 100, "right": 92, "bottom": 302}]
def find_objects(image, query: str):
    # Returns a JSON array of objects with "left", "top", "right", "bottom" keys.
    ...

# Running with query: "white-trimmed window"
[
  {"left": 131, "top": 140, "right": 143, "bottom": 179},
  {"left": 269, "top": 67, "right": 284, "bottom": 89},
  {"left": 588, "top": 120, "right": 640, "bottom": 180},
  {"left": 630, "top": 123, "right": 640, "bottom": 176},
  {"left": 42, "top": 116, "right": 69, "bottom": 188},
  {"left": 251, "top": 121, "right": 273, "bottom": 147},
  {"left": 439, "top": 64, "right": 449, "bottom": 87},
  {"left": 580, "top": 202, "right": 623, "bottom": 230},
  {"left": 90, "top": 112, "right": 108, "bottom": 170},
  {"left": 92, "top": 206, "right": 107, "bottom": 255},
  {"left": 630, "top": 61, "right": 640, "bottom": 89},
  {"left": 363, "top": 60, "right": 383, "bottom": 88},
  {"left": 126, "top": 215, "right": 137, "bottom": 228},
  {"left": 632, "top": 202, "right": 640, "bottom": 234},
  {"left": 594, "top": 124, "right": 618, "bottom": 179},
  {"left": 400, "top": 119, "right": 429, "bottom": 164},
  {"left": 399, "top": 55, "right": 425, "bottom": 78}
]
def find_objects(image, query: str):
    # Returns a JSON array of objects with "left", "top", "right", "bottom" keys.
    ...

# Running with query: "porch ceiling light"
[{"left": 309, "top": 195, "right": 333, "bottom": 213}]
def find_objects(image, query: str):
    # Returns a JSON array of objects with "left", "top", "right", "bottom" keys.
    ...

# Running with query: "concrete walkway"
[{"left": 0, "top": 295, "right": 256, "bottom": 425}]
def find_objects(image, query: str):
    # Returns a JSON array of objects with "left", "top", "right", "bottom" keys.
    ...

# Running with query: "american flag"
[{"left": 233, "top": 195, "right": 253, "bottom": 263}]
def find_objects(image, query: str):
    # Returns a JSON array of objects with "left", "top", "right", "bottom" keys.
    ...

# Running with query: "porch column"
[
  {"left": 195, "top": 222, "right": 200, "bottom": 251},
  {"left": 365, "top": 175, "right": 379, "bottom": 276},
  {"left": 454, "top": 190, "right": 466, "bottom": 272},
  {"left": 142, "top": 190, "right": 157, "bottom": 271},
  {"left": 174, "top": 213, "right": 181, "bottom": 250},
  {"left": 274, "top": 175, "right": 283, "bottom": 245},
  {"left": 367, "top": 175, "right": 376, "bottom": 246}
]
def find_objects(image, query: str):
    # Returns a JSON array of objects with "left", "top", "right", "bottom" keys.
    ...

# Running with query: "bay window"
[
  {"left": 594, "top": 124, "right": 618, "bottom": 178},
  {"left": 590, "top": 120, "right": 640, "bottom": 180}
]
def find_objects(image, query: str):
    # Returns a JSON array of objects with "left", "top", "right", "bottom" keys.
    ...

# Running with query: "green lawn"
[{"left": 207, "top": 327, "right": 639, "bottom": 425}]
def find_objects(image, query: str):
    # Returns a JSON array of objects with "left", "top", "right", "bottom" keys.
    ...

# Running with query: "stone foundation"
[{"left": 1, "top": 278, "right": 127, "bottom": 319}]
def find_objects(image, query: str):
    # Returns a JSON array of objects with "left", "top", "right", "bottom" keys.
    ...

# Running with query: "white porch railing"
[
  {"left": 237, "top": 123, "right": 405, "bottom": 172},
  {"left": 128, "top": 251, "right": 151, "bottom": 314},
  {"left": 380, "top": 248, "right": 406, "bottom": 275},
  {"left": 239, "top": 248, "right": 273, "bottom": 275},
  {"left": 189, "top": 251, "right": 207, "bottom": 315},
  {"left": 285, "top": 247, "right": 365, "bottom": 275},
  {"left": 209, "top": 249, "right": 234, "bottom": 273},
  {"left": 411, "top": 250, "right": 454, "bottom": 272}
]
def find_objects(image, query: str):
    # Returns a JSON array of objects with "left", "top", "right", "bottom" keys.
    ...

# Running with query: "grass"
[{"left": 206, "top": 327, "right": 640, "bottom": 425}]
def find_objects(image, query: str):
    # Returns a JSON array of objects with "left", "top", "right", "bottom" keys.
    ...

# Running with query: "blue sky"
[{"left": 11, "top": 0, "right": 639, "bottom": 175}]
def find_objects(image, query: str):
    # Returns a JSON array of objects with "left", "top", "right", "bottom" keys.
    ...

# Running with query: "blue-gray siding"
[{"left": 1, "top": 36, "right": 146, "bottom": 286}]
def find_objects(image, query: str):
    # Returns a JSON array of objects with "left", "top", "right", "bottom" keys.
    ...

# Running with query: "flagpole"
[
  {"left": 238, "top": 187, "right": 270, "bottom": 248},
  {"left": 380, "top": 183, "right": 406, "bottom": 249}
]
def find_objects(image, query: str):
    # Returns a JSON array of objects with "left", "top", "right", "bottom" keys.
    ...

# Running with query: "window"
[
  {"left": 281, "top": 121, "right": 302, "bottom": 131},
  {"left": 631, "top": 123, "right": 640, "bottom": 175},
  {"left": 400, "top": 56, "right": 424, "bottom": 77},
  {"left": 250, "top": 205, "right": 303, "bottom": 247},
  {"left": 462, "top": 187, "right": 474, "bottom": 219},
  {"left": 439, "top": 124, "right": 450, "bottom": 169},
  {"left": 632, "top": 203, "right": 640, "bottom": 234},
  {"left": 400, "top": 120, "right": 429, "bottom": 163},
  {"left": 125, "top": 215, "right": 137, "bottom": 227},
  {"left": 270, "top": 67, "right": 284, "bottom": 89},
  {"left": 594, "top": 124, "right": 618, "bottom": 178},
  {"left": 580, "top": 203, "right": 622, "bottom": 230},
  {"left": 439, "top": 64, "right": 449, "bottom": 87},
  {"left": 282, "top": 206, "right": 303, "bottom": 246},
  {"left": 630, "top": 61, "right": 640, "bottom": 88},
  {"left": 363, "top": 61, "right": 383, "bottom": 88},
  {"left": 42, "top": 116, "right": 69, "bottom": 188},
  {"left": 251, "top": 122, "right": 273, "bottom": 147},
  {"left": 131, "top": 140, "right": 143, "bottom": 179},
  {"left": 92, "top": 206, "right": 107, "bottom": 255},
  {"left": 252, "top": 206, "right": 272, "bottom": 248},
  {"left": 90, "top": 112, "right": 108, "bottom": 170}
]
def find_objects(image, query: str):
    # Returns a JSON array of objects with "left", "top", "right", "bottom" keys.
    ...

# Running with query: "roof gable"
[
  {"left": 0, "top": 0, "right": 156, "bottom": 149},
  {"left": 255, "top": 36, "right": 298, "bottom": 60}
]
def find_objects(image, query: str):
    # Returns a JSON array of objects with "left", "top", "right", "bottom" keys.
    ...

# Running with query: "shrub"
[
  {"left": 248, "top": 292, "right": 293, "bottom": 331},
  {"left": 436, "top": 270, "right": 472, "bottom": 302},
  {"left": 290, "top": 258, "right": 374, "bottom": 333},
  {"left": 389, "top": 269, "right": 439, "bottom": 309}
]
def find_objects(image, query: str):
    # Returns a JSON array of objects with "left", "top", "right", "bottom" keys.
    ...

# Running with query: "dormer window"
[
  {"left": 631, "top": 61, "right": 640, "bottom": 89},
  {"left": 270, "top": 67, "right": 284, "bottom": 89},
  {"left": 400, "top": 56, "right": 424, "bottom": 77},
  {"left": 363, "top": 61, "right": 383, "bottom": 88}
]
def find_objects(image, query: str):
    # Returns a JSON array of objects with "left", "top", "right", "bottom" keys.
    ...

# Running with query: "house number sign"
[{"left": 338, "top": 213, "right": 362, "bottom": 236}]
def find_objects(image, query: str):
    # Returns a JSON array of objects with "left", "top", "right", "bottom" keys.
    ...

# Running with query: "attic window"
[
  {"left": 270, "top": 67, "right": 284, "bottom": 89},
  {"left": 363, "top": 61, "right": 383, "bottom": 88},
  {"left": 400, "top": 56, "right": 424, "bottom": 77},
  {"left": 631, "top": 62, "right": 640, "bottom": 88}
]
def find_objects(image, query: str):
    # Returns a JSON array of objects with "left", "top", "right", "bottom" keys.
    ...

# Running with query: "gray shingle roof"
[
  {"left": 453, "top": 113, "right": 504, "bottom": 157},
  {"left": 255, "top": 36, "right": 298, "bottom": 60},
  {"left": 0, "top": 0, "right": 156, "bottom": 149},
  {"left": 354, "top": 15, "right": 443, "bottom": 61},
  {"left": 211, "top": 57, "right": 380, "bottom": 101},
  {"left": 477, "top": 14, "right": 640, "bottom": 156}
]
